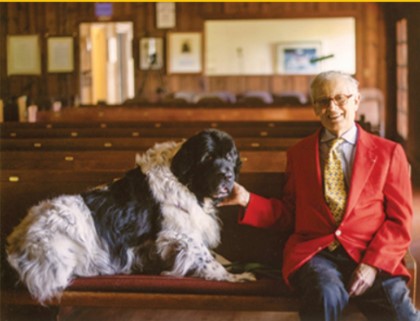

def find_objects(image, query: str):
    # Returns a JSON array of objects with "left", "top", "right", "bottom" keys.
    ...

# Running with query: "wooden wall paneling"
[
  {"left": 376, "top": 5, "right": 387, "bottom": 133},
  {"left": 0, "top": 3, "right": 8, "bottom": 97},
  {"left": 199, "top": 3, "right": 224, "bottom": 17},
  {"left": 144, "top": 3, "right": 157, "bottom": 34},
  {"left": 176, "top": 3, "right": 202, "bottom": 31},
  {"left": 375, "top": 7, "right": 386, "bottom": 85},
  {"left": 406, "top": 5, "right": 420, "bottom": 178},
  {"left": 242, "top": 76, "right": 271, "bottom": 93},
  {"left": 133, "top": 3, "right": 146, "bottom": 37},
  {"left": 15, "top": 3, "right": 29, "bottom": 33},
  {"left": 354, "top": 10, "right": 364, "bottom": 88},
  {"left": 1, "top": 2, "right": 386, "bottom": 106},
  {"left": 271, "top": 77, "right": 286, "bottom": 94},
  {"left": 45, "top": 3, "right": 58, "bottom": 35},
  {"left": 383, "top": 5, "right": 398, "bottom": 140},
  {"left": 363, "top": 3, "right": 379, "bottom": 88}
]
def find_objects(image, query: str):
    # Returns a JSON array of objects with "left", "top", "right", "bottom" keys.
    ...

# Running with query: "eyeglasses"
[{"left": 315, "top": 94, "right": 353, "bottom": 108}]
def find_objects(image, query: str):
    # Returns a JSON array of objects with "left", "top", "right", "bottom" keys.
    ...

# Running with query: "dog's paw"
[
  {"left": 228, "top": 271, "right": 257, "bottom": 282},
  {"left": 160, "top": 270, "right": 182, "bottom": 278}
]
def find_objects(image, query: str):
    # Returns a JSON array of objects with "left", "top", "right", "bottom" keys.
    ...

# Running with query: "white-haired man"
[{"left": 221, "top": 71, "right": 419, "bottom": 321}]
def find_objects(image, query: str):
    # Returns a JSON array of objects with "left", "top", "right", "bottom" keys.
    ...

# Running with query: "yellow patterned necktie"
[{"left": 324, "top": 138, "right": 347, "bottom": 224}]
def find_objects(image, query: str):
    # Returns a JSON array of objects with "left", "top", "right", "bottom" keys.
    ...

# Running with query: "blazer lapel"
[
  {"left": 345, "top": 126, "right": 378, "bottom": 217},
  {"left": 303, "top": 129, "right": 326, "bottom": 207}
]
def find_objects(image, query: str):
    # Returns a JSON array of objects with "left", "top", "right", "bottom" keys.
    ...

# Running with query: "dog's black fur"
[{"left": 81, "top": 128, "right": 241, "bottom": 273}]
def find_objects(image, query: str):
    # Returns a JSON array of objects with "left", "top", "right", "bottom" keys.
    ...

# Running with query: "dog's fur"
[{"left": 6, "top": 129, "right": 255, "bottom": 304}]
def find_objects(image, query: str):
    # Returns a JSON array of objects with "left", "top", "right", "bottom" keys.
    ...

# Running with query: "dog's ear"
[
  {"left": 170, "top": 141, "right": 194, "bottom": 184},
  {"left": 234, "top": 150, "right": 242, "bottom": 179}
]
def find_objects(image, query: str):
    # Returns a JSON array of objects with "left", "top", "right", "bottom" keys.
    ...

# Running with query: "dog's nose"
[
  {"left": 225, "top": 172, "right": 234, "bottom": 180},
  {"left": 218, "top": 171, "right": 234, "bottom": 181}
]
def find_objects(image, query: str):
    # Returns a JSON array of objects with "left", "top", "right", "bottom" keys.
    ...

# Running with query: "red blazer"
[{"left": 241, "top": 124, "right": 413, "bottom": 286}]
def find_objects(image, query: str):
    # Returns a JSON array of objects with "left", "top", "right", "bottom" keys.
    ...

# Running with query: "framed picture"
[
  {"left": 167, "top": 32, "right": 202, "bottom": 74},
  {"left": 140, "top": 37, "right": 163, "bottom": 70},
  {"left": 7, "top": 35, "right": 41, "bottom": 75},
  {"left": 276, "top": 42, "right": 322, "bottom": 75},
  {"left": 47, "top": 37, "right": 74, "bottom": 73},
  {"left": 156, "top": 2, "right": 176, "bottom": 29}
]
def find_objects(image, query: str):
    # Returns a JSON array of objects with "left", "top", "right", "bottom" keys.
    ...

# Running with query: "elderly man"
[{"left": 221, "top": 71, "right": 419, "bottom": 321}]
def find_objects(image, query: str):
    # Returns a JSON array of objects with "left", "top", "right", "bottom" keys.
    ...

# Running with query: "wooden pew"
[
  {"left": 1, "top": 120, "right": 321, "bottom": 129},
  {"left": 0, "top": 137, "right": 300, "bottom": 151},
  {"left": 34, "top": 106, "right": 318, "bottom": 122},
  {"left": 0, "top": 125, "right": 319, "bottom": 139},
  {"left": 0, "top": 117, "right": 414, "bottom": 318},
  {"left": 1, "top": 150, "right": 287, "bottom": 172}
]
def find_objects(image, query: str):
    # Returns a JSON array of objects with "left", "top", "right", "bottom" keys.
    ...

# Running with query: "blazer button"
[{"left": 335, "top": 230, "right": 342, "bottom": 236}]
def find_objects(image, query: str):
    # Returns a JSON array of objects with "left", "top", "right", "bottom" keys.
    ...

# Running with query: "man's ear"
[
  {"left": 353, "top": 92, "right": 361, "bottom": 111},
  {"left": 313, "top": 106, "right": 322, "bottom": 117}
]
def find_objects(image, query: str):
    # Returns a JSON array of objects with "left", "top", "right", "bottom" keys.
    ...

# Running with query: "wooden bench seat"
[{"left": 1, "top": 167, "right": 417, "bottom": 320}]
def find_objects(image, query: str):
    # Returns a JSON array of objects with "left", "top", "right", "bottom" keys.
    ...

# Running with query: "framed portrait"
[
  {"left": 140, "top": 38, "right": 163, "bottom": 70},
  {"left": 47, "top": 37, "right": 74, "bottom": 73},
  {"left": 167, "top": 32, "right": 202, "bottom": 74},
  {"left": 156, "top": 2, "right": 176, "bottom": 29},
  {"left": 7, "top": 35, "right": 41, "bottom": 75},
  {"left": 276, "top": 42, "right": 322, "bottom": 75}
]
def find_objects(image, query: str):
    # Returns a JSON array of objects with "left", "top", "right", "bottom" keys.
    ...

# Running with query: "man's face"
[{"left": 313, "top": 78, "right": 360, "bottom": 136}]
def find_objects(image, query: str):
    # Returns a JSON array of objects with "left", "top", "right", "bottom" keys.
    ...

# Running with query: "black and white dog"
[{"left": 6, "top": 129, "right": 255, "bottom": 304}]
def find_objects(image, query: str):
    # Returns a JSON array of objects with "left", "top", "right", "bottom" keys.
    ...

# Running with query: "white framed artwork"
[
  {"left": 140, "top": 37, "right": 163, "bottom": 70},
  {"left": 276, "top": 42, "right": 322, "bottom": 75},
  {"left": 156, "top": 2, "right": 176, "bottom": 29},
  {"left": 7, "top": 35, "right": 41, "bottom": 75},
  {"left": 47, "top": 37, "right": 74, "bottom": 73},
  {"left": 167, "top": 32, "right": 202, "bottom": 74}
]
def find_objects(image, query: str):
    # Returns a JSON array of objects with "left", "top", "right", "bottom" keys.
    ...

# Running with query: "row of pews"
[
  {"left": 2, "top": 119, "right": 311, "bottom": 242},
  {"left": 0, "top": 111, "right": 414, "bottom": 321}
]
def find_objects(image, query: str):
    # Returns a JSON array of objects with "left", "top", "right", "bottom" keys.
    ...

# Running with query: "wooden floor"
[{"left": 58, "top": 305, "right": 373, "bottom": 321}]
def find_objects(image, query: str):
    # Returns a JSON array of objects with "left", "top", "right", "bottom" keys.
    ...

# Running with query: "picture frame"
[
  {"left": 156, "top": 2, "right": 176, "bottom": 29},
  {"left": 47, "top": 37, "right": 74, "bottom": 73},
  {"left": 140, "top": 37, "right": 163, "bottom": 70},
  {"left": 276, "top": 42, "right": 322, "bottom": 75},
  {"left": 7, "top": 35, "right": 41, "bottom": 75},
  {"left": 167, "top": 32, "right": 202, "bottom": 74}
]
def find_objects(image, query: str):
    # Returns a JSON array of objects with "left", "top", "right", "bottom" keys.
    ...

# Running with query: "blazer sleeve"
[
  {"left": 361, "top": 144, "right": 413, "bottom": 274},
  {"left": 238, "top": 151, "right": 296, "bottom": 232}
]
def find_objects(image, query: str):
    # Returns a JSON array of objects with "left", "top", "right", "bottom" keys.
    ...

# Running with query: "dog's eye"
[
  {"left": 225, "top": 153, "right": 235, "bottom": 162},
  {"left": 202, "top": 154, "right": 214, "bottom": 162}
]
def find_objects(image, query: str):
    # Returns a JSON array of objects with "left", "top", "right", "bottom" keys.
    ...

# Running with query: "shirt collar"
[{"left": 320, "top": 123, "right": 358, "bottom": 145}]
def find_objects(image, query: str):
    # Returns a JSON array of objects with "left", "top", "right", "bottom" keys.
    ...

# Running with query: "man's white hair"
[{"left": 310, "top": 71, "right": 359, "bottom": 103}]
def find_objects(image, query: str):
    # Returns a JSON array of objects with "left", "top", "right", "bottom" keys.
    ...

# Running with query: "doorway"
[{"left": 79, "top": 21, "right": 135, "bottom": 105}]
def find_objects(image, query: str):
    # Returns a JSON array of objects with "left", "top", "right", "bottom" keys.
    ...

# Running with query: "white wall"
[{"left": 205, "top": 18, "right": 356, "bottom": 76}]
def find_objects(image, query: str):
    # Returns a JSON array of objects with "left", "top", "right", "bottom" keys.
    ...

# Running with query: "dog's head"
[{"left": 171, "top": 129, "right": 241, "bottom": 202}]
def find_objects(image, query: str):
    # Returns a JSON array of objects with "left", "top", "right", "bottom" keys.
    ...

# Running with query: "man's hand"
[
  {"left": 348, "top": 263, "right": 378, "bottom": 297},
  {"left": 218, "top": 182, "right": 250, "bottom": 207}
]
